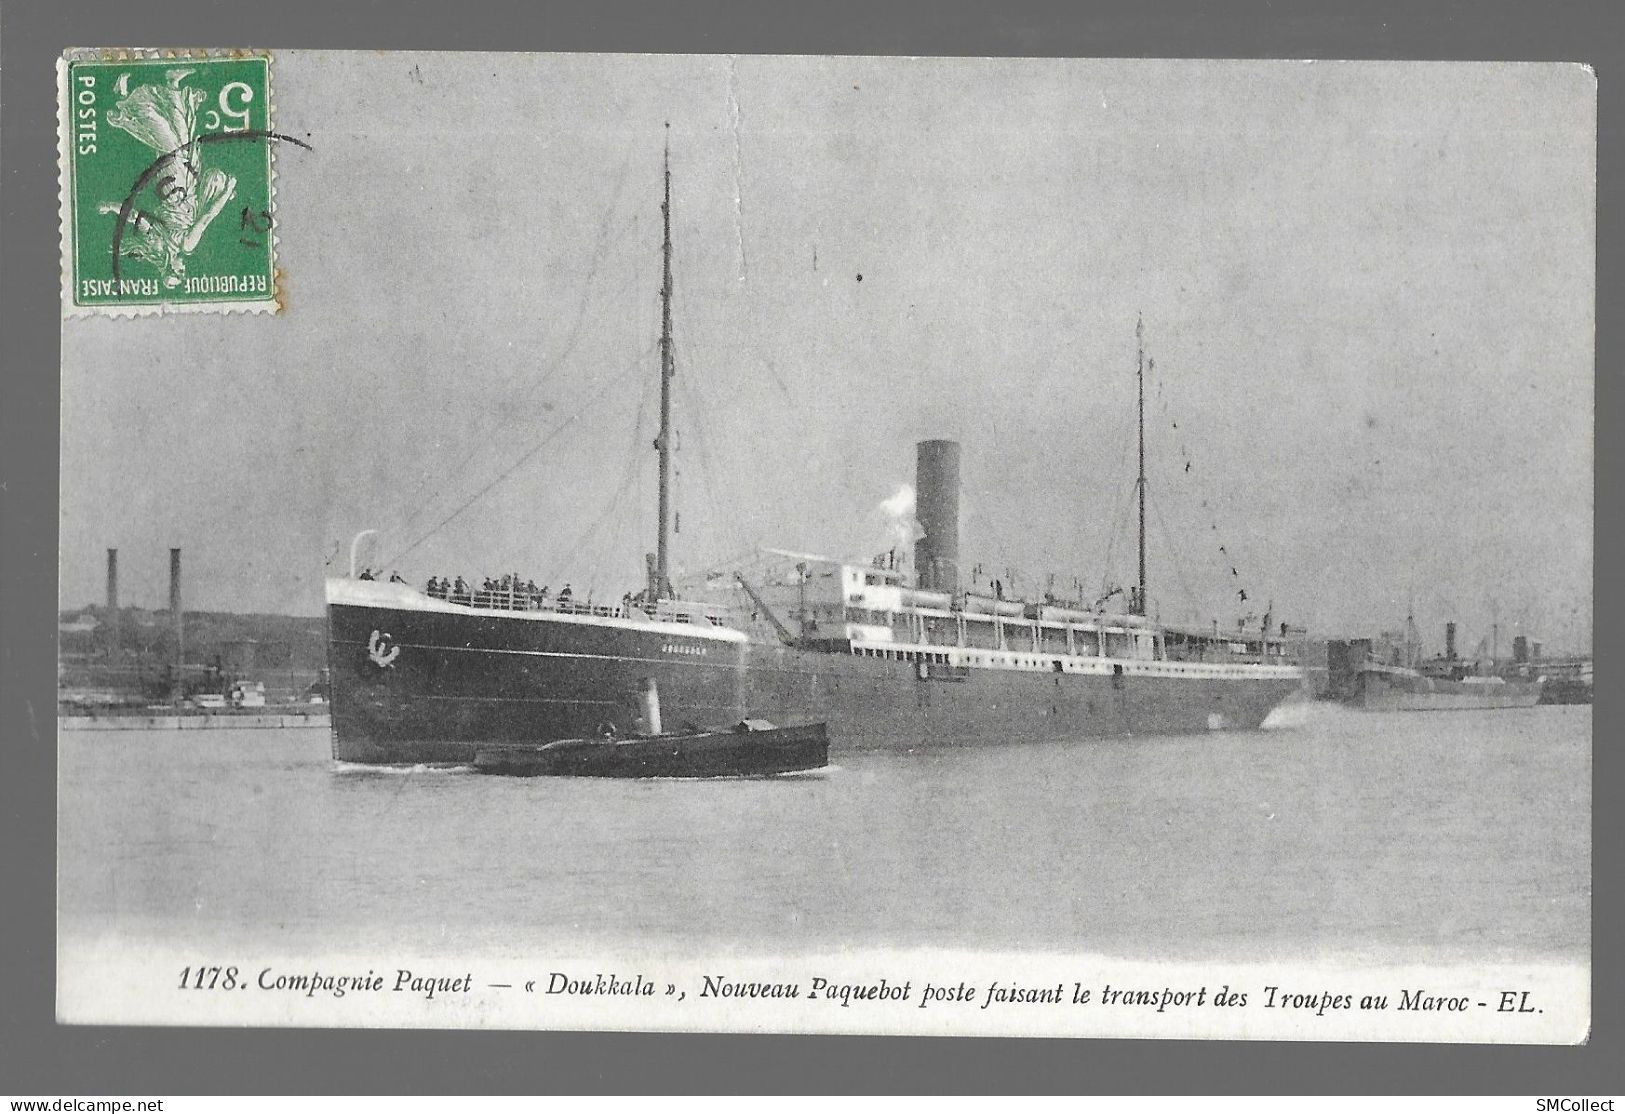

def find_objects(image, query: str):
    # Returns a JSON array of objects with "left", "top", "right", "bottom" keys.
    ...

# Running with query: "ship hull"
[
  {"left": 1345, "top": 669, "right": 1544, "bottom": 711},
  {"left": 327, "top": 594, "right": 746, "bottom": 764},
  {"left": 738, "top": 643, "right": 1300, "bottom": 750},
  {"left": 328, "top": 585, "right": 1303, "bottom": 764}
]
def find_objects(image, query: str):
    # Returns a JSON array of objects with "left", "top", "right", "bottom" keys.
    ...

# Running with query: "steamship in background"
[
  {"left": 324, "top": 143, "right": 1305, "bottom": 764},
  {"left": 1325, "top": 617, "right": 1545, "bottom": 711}
]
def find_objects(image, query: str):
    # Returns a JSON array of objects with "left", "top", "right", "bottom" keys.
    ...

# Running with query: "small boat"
[
  {"left": 1531, "top": 657, "right": 1592, "bottom": 705},
  {"left": 473, "top": 720, "right": 829, "bottom": 779}
]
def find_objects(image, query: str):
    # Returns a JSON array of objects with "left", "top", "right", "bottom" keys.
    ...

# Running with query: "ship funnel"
[
  {"left": 1513, "top": 635, "right": 1529, "bottom": 663},
  {"left": 1445, "top": 621, "right": 1457, "bottom": 661},
  {"left": 914, "top": 440, "right": 961, "bottom": 592}
]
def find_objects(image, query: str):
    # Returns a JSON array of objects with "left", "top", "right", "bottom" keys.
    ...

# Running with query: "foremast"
[
  {"left": 1133, "top": 314, "right": 1148, "bottom": 616},
  {"left": 652, "top": 127, "right": 677, "bottom": 602}
]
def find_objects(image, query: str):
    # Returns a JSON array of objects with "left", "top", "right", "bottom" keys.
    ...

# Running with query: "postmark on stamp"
[{"left": 59, "top": 51, "right": 296, "bottom": 316}]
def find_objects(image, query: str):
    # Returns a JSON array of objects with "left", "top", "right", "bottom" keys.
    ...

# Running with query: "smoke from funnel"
[
  {"left": 877, "top": 483, "right": 917, "bottom": 555},
  {"left": 880, "top": 484, "right": 915, "bottom": 520}
]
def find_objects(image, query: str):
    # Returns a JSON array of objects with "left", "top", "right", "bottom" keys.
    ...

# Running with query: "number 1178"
[{"left": 178, "top": 965, "right": 240, "bottom": 989}]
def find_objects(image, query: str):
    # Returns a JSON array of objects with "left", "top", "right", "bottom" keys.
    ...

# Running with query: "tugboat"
[{"left": 472, "top": 680, "right": 829, "bottom": 778}]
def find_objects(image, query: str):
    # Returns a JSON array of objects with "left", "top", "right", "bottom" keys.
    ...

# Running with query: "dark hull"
[
  {"left": 473, "top": 724, "right": 828, "bottom": 778},
  {"left": 735, "top": 642, "right": 1301, "bottom": 749},
  {"left": 1345, "top": 669, "right": 1544, "bottom": 711},
  {"left": 1539, "top": 679, "right": 1593, "bottom": 705},
  {"left": 328, "top": 596, "right": 1303, "bottom": 764},
  {"left": 327, "top": 598, "right": 745, "bottom": 764}
]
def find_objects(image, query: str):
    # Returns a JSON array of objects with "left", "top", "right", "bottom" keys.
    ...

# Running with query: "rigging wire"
[
  {"left": 380, "top": 412, "right": 587, "bottom": 570},
  {"left": 672, "top": 344, "right": 754, "bottom": 569},
  {"left": 1096, "top": 394, "right": 1139, "bottom": 599},
  {"left": 1099, "top": 479, "right": 1135, "bottom": 600},
  {"left": 754, "top": 350, "right": 798, "bottom": 406},
  {"left": 554, "top": 446, "right": 647, "bottom": 590},
  {"left": 1149, "top": 489, "right": 1204, "bottom": 624},
  {"left": 390, "top": 264, "right": 657, "bottom": 545},
  {"left": 1137, "top": 352, "right": 1226, "bottom": 621},
  {"left": 382, "top": 150, "right": 644, "bottom": 542},
  {"left": 545, "top": 365, "right": 658, "bottom": 584},
  {"left": 656, "top": 268, "right": 759, "bottom": 577},
  {"left": 379, "top": 351, "right": 652, "bottom": 569},
  {"left": 577, "top": 484, "right": 644, "bottom": 597},
  {"left": 1149, "top": 364, "right": 1258, "bottom": 619}
]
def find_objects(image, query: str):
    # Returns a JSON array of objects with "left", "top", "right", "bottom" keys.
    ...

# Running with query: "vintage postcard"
[{"left": 56, "top": 51, "right": 1593, "bottom": 1042}]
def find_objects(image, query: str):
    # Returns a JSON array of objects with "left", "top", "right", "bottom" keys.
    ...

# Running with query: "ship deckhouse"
[
  {"left": 746, "top": 549, "right": 1296, "bottom": 683},
  {"left": 734, "top": 429, "right": 1299, "bottom": 683}
]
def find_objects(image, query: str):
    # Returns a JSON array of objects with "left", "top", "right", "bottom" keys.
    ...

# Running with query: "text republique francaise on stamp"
[{"left": 59, "top": 51, "right": 291, "bottom": 316}]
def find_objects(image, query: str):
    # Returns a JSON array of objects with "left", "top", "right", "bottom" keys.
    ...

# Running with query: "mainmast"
[
  {"left": 653, "top": 128, "right": 676, "bottom": 601},
  {"left": 1134, "top": 314, "right": 1147, "bottom": 616}
]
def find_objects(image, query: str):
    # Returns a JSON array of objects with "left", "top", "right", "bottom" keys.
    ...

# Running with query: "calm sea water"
[{"left": 58, "top": 703, "right": 1590, "bottom": 962}]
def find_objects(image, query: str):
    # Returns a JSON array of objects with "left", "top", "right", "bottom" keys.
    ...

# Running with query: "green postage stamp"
[{"left": 59, "top": 51, "right": 284, "bottom": 315}]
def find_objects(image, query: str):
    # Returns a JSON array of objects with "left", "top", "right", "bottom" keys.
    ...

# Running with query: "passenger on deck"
[
  {"left": 425, "top": 576, "right": 440, "bottom": 597},
  {"left": 389, "top": 571, "right": 406, "bottom": 584},
  {"left": 358, "top": 568, "right": 375, "bottom": 581},
  {"left": 453, "top": 576, "right": 468, "bottom": 598},
  {"left": 557, "top": 584, "right": 573, "bottom": 605}
]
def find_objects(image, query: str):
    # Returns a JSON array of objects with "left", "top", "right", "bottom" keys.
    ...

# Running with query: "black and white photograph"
[{"left": 53, "top": 51, "right": 1592, "bottom": 1041}]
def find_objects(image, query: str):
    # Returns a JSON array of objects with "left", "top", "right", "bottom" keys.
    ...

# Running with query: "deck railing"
[{"left": 426, "top": 585, "right": 732, "bottom": 627}]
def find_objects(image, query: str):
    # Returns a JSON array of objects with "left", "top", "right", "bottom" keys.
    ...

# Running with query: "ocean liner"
[{"left": 325, "top": 143, "right": 1305, "bottom": 764}]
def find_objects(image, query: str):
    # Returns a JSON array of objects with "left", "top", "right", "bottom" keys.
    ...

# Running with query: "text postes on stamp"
[{"left": 60, "top": 52, "right": 283, "bottom": 316}]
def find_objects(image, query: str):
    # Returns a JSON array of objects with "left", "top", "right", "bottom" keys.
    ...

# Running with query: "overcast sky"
[{"left": 60, "top": 54, "right": 1594, "bottom": 653}]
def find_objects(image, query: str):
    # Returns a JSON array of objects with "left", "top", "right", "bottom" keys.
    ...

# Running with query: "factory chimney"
[
  {"left": 105, "top": 548, "right": 120, "bottom": 659},
  {"left": 1445, "top": 622, "right": 1457, "bottom": 661},
  {"left": 914, "top": 440, "right": 961, "bottom": 593},
  {"left": 169, "top": 547, "right": 184, "bottom": 702}
]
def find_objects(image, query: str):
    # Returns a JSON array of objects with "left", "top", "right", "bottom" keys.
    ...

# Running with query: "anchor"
[{"left": 367, "top": 630, "right": 400, "bottom": 669}]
